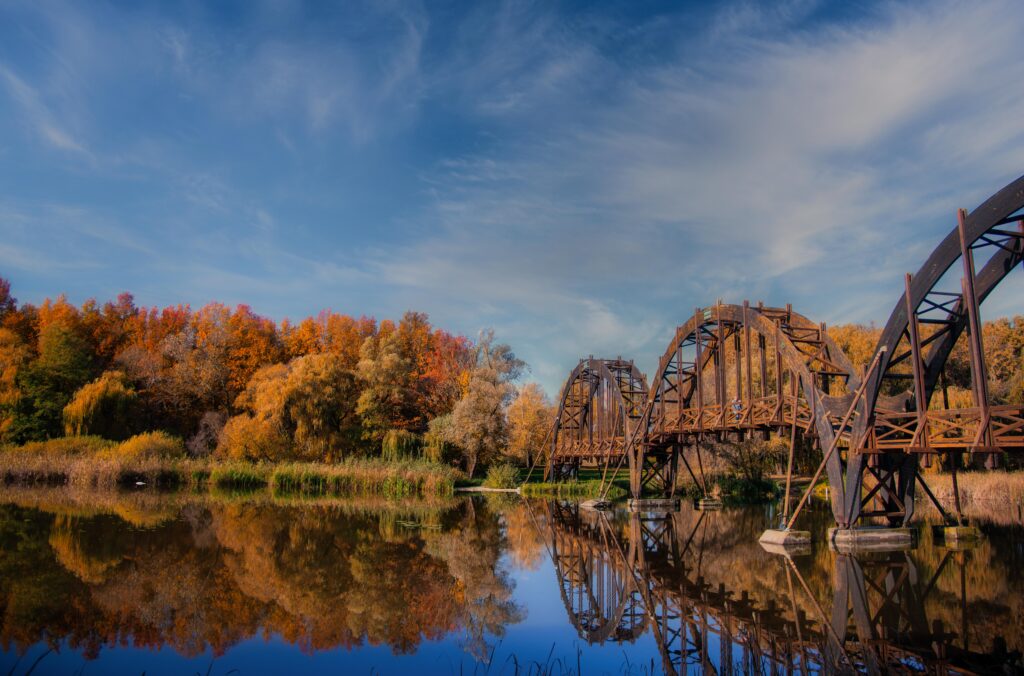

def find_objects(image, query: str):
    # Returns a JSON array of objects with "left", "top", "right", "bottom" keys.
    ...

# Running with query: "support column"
[{"left": 958, "top": 208, "right": 995, "bottom": 466}]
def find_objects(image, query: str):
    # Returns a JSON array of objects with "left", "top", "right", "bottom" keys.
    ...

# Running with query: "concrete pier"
[
  {"left": 827, "top": 526, "right": 915, "bottom": 552},
  {"left": 759, "top": 529, "right": 811, "bottom": 546},
  {"left": 628, "top": 498, "right": 680, "bottom": 512},
  {"left": 942, "top": 525, "right": 981, "bottom": 545}
]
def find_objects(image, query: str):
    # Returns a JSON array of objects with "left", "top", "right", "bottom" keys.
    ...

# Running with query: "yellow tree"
[
  {"left": 0, "top": 328, "right": 30, "bottom": 441},
  {"left": 505, "top": 383, "right": 553, "bottom": 466}
]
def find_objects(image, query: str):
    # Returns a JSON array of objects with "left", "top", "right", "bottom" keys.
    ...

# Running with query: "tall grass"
[
  {"left": 0, "top": 437, "right": 462, "bottom": 500},
  {"left": 270, "top": 459, "right": 460, "bottom": 498}
]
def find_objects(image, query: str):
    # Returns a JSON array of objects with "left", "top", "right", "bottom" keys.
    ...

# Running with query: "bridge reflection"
[{"left": 538, "top": 503, "right": 1022, "bottom": 675}]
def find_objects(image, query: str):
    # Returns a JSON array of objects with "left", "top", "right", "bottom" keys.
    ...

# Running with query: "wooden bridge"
[{"left": 548, "top": 174, "right": 1024, "bottom": 529}]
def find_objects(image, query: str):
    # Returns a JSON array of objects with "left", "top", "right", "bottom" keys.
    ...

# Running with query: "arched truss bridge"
[{"left": 548, "top": 174, "right": 1024, "bottom": 528}]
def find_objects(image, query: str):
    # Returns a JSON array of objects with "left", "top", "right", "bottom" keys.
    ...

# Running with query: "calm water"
[{"left": 0, "top": 490, "right": 1021, "bottom": 675}]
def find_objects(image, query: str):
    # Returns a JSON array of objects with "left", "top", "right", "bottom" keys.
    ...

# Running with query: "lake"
[{"left": 0, "top": 489, "right": 1021, "bottom": 675}]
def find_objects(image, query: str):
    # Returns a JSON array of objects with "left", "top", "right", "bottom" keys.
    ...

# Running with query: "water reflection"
[
  {"left": 541, "top": 502, "right": 1024, "bottom": 674},
  {"left": 0, "top": 495, "right": 520, "bottom": 664},
  {"left": 0, "top": 491, "right": 1021, "bottom": 674}
]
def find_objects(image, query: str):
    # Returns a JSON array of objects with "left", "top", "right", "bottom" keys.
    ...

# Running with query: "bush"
[
  {"left": 483, "top": 463, "right": 520, "bottom": 489},
  {"left": 101, "top": 431, "right": 186, "bottom": 461},
  {"left": 216, "top": 414, "right": 290, "bottom": 462},
  {"left": 209, "top": 463, "right": 270, "bottom": 490}
]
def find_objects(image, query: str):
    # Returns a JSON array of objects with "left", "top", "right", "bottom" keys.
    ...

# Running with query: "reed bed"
[
  {"left": 0, "top": 438, "right": 463, "bottom": 500},
  {"left": 270, "top": 459, "right": 460, "bottom": 498},
  {"left": 916, "top": 470, "right": 1024, "bottom": 525}
]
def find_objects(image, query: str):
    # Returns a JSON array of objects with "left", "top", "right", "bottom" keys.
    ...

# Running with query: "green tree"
[
  {"left": 356, "top": 330, "right": 418, "bottom": 444},
  {"left": 0, "top": 277, "right": 15, "bottom": 320},
  {"left": 10, "top": 323, "right": 96, "bottom": 441}
]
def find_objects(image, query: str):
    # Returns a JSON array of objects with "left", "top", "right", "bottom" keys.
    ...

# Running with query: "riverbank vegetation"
[
  {"left": 0, "top": 278, "right": 557, "bottom": 497},
  {"left": 0, "top": 434, "right": 463, "bottom": 498}
]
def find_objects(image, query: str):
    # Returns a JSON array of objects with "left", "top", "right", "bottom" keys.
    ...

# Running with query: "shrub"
[
  {"left": 209, "top": 463, "right": 270, "bottom": 490},
  {"left": 216, "top": 414, "right": 290, "bottom": 462},
  {"left": 483, "top": 463, "right": 519, "bottom": 489},
  {"left": 102, "top": 431, "right": 186, "bottom": 461},
  {"left": 521, "top": 480, "right": 626, "bottom": 500}
]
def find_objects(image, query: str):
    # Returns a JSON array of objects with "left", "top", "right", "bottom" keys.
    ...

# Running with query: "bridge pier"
[{"left": 827, "top": 526, "right": 915, "bottom": 552}]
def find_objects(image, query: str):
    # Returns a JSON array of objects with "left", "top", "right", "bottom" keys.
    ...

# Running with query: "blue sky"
[{"left": 1, "top": 0, "right": 1023, "bottom": 395}]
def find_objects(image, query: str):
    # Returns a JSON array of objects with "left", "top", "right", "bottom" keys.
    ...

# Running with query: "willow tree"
[
  {"left": 445, "top": 331, "right": 524, "bottom": 477},
  {"left": 63, "top": 370, "right": 137, "bottom": 439}
]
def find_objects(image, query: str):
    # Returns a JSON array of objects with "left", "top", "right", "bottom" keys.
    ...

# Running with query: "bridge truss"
[{"left": 547, "top": 174, "right": 1024, "bottom": 529}]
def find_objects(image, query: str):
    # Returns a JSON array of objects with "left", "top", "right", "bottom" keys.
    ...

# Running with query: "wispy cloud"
[
  {"left": 376, "top": 0, "right": 1024, "bottom": 391},
  {"left": 0, "top": 64, "right": 88, "bottom": 154}
]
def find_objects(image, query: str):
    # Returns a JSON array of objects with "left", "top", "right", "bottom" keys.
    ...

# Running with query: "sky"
[{"left": 1, "top": 0, "right": 1023, "bottom": 396}]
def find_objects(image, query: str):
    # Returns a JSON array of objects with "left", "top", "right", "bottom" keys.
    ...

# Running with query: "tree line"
[{"left": 0, "top": 278, "right": 554, "bottom": 477}]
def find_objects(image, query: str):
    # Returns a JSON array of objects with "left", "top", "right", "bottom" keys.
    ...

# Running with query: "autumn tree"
[
  {"left": 0, "top": 328, "right": 30, "bottom": 441},
  {"left": 219, "top": 353, "right": 361, "bottom": 462},
  {"left": 63, "top": 371, "right": 138, "bottom": 439},
  {"left": 226, "top": 304, "right": 284, "bottom": 398},
  {"left": 505, "top": 383, "right": 553, "bottom": 466},
  {"left": 445, "top": 331, "right": 524, "bottom": 477}
]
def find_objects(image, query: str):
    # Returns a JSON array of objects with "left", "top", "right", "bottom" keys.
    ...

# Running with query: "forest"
[{"left": 0, "top": 277, "right": 553, "bottom": 487}]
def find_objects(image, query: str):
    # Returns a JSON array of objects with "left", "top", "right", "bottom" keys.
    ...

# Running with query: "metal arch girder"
[
  {"left": 640, "top": 303, "right": 857, "bottom": 519},
  {"left": 548, "top": 357, "right": 649, "bottom": 478},
  {"left": 846, "top": 173, "right": 1024, "bottom": 522}
]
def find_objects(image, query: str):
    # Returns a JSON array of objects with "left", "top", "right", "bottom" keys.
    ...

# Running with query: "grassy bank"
[
  {"left": 676, "top": 475, "right": 781, "bottom": 503},
  {"left": 0, "top": 436, "right": 462, "bottom": 499},
  {"left": 520, "top": 480, "right": 627, "bottom": 500}
]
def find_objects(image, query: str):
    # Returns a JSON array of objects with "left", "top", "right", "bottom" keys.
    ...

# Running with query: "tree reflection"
[{"left": 0, "top": 496, "right": 522, "bottom": 661}]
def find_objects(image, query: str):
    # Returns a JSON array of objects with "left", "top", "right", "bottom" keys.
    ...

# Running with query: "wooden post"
[
  {"left": 904, "top": 273, "right": 929, "bottom": 452},
  {"left": 782, "top": 374, "right": 799, "bottom": 522},
  {"left": 694, "top": 308, "right": 704, "bottom": 433},
  {"left": 743, "top": 301, "right": 753, "bottom": 416},
  {"left": 958, "top": 209, "right": 994, "bottom": 462}
]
